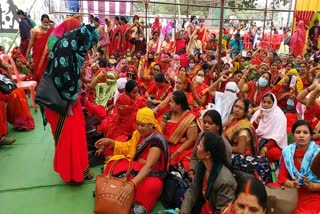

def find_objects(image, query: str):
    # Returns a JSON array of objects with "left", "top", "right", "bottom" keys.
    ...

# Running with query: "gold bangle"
[{"left": 129, "top": 180, "right": 136, "bottom": 190}]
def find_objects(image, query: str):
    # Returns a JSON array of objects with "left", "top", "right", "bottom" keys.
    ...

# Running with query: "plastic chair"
[
  {"left": 11, "top": 74, "right": 26, "bottom": 82},
  {"left": 243, "top": 34, "right": 253, "bottom": 50},
  {"left": 260, "top": 33, "right": 272, "bottom": 50},
  {"left": 1, "top": 54, "right": 37, "bottom": 112},
  {"left": 271, "top": 34, "right": 282, "bottom": 51}
]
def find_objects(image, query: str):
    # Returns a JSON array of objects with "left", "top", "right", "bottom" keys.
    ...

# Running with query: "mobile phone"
[
  {"left": 290, "top": 75, "right": 297, "bottom": 88},
  {"left": 298, "top": 177, "right": 304, "bottom": 186}
]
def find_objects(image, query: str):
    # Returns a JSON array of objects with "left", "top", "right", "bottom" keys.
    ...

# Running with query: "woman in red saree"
[
  {"left": 97, "top": 80, "right": 147, "bottom": 143},
  {"left": 269, "top": 60, "right": 281, "bottom": 87},
  {"left": 203, "top": 33, "right": 217, "bottom": 54},
  {"left": 0, "top": 92, "right": 8, "bottom": 139},
  {"left": 0, "top": 96, "right": 15, "bottom": 145},
  {"left": 224, "top": 98, "right": 258, "bottom": 156},
  {"left": 151, "top": 16, "right": 162, "bottom": 36},
  {"left": 44, "top": 24, "right": 99, "bottom": 183},
  {"left": 145, "top": 72, "right": 173, "bottom": 108},
  {"left": 120, "top": 16, "right": 132, "bottom": 53},
  {"left": 6, "top": 88, "right": 35, "bottom": 130},
  {"left": 160, "top": 91, "right": 198, "bottom": 171},
  {"left": 154, "top": 74, "right": 194, "bottom": 121},
  {"left": 0, "top": 65, "right": 34, "bottom": 131},
  {"left": 174, "top": 30, "right": 188, "bottom": 67},
  {"left": 140, "top": 61, "right": 161, "bottom": 95},
  {"left": 95, "top": 107, "right": 167, "bottom": 213},
  {"left": 161, "top": 33, "right": 175, "bottom": 55},
  {"left": 238, "top": 70, "right": 272, "bottom": 112},
  {"left": 109, "top": 16, "right": 122, "bottom": 55},
  {"left": 26, "top": 14, "right": 53, "bottom": 83},
  {"left": 148, "top": 31, "right": 161, "bottom": 53},
  {"left": 190, "top": 68, "right": 208, "bottom": 117},
  {"left": 278, "top": 120, "right": 320, "bottom": 214}
]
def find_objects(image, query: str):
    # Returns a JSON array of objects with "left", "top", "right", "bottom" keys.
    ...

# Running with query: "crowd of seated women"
[{"left": 2, "top": 13, "right": 320, "bottom": 214}]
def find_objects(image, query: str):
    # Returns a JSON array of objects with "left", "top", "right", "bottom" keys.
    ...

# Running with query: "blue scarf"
[{"left": 282, "top": 141, "right": 320, "bottom": 182}]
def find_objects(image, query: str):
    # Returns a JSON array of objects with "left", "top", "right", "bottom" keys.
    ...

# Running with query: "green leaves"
[{"left": 227, "top": 0, "right": 289, "bottom": 10}]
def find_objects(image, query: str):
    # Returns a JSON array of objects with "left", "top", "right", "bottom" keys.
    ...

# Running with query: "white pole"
[{"left": 178, "top": 0, "right": 181, "bottom": 29}]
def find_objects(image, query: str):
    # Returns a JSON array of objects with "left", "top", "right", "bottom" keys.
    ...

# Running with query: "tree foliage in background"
[
  {"left": 133, "top": 0, "right": 212, "bottom": 18},
  {"left": 228, "top": 0, "right": 290, "bottom": 10}
]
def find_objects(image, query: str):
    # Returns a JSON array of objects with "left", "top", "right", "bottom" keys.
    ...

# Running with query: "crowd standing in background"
[{"left": 1, "top": 10, "right": 320, "bottom": 214}]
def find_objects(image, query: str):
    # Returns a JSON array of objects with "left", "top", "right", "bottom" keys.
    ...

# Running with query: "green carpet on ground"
[{"left": 0, "top": 100, "right": 165, "bottom": 214}]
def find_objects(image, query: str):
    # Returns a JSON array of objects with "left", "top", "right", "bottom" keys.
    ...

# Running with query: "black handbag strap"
[{"left": 134, "top": 133, "right": 169, "bottom": 177}]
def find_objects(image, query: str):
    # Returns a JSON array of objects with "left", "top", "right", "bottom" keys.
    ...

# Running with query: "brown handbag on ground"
[
  {"left": 265, "top": 184, "right": 298, "bottom": 214},
  {"left": 94, "top": 159, "right": 134, "bottom": 214}
]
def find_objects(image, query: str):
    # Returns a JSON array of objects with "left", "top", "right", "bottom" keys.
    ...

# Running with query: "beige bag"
[
  {"left": 94, "top": 159, "right": 134, "bottom": 214},
  {"left": 265, "top": 185, "right": 298, "bottom": 214}
]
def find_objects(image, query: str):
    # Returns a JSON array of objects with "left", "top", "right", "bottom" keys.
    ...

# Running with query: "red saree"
[
  {"left": 109, "top": 26, "right": 122, "bottom": 55},
  {"left": 147, "top": 82, "right": 173, "bottom": 101},
  {"left": 278, "top": 149, "right": 320, "bottom": 214},
  {"left": 121, "top": 23, "right": 132, "bottom": 52},
  {"left": 6, "top": 88, "right": 34, "bottom": 130},
  {"left": 45, "top": 99, "right": 89, "bottom": 183},
  {"left": 175, "top": 39, "right": 188, "bottom": 67},
  {"left": 201, "top": 177, "right": 213, "bottom": 214},
  {"left": 247, "top": 81, "right": 271, "bottom": 107},
  {"left": 97, "top": 93, "right": 147, "bottom": 142},
  {"left": 140, "top": 76, "right": 154, "bottom": 95},
  {"left": 104, "top": 132, "right": 165, "bottom": 212},
  {"left": 163, "top": 111, "right": 196, "bottom": 170},
  {"left": 0, "top": 93, "right": 7, "bottom": 137},
  {"left": 33, "top": 29, "right": 53, "bottom": 82},
  {"left": 193, "top": 84, "right": 208, "bottom": 116}
]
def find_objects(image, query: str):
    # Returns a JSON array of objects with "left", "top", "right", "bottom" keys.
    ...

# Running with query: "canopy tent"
[
  {"left": 293, "top": 0, "right": 320, "bottom": 27},
  {"left": 291, "top": 0, "right": 320, "bottom": 54},
  {"left": 80, "top": 1, "right": 132, "bottom": 24}
]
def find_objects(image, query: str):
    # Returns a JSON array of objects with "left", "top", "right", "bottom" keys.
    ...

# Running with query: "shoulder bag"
[
  {"left": 265, "top": 185, "right": 298, "bottom": 214},
  {"left": 35, "top": 64, "right": 69, "bottom": 115},
  {"left": 94, "top": 158, "right": 134, "bottom": 214},
  {"left": 0, "top": 73, "right": 17, "bottom": 94}
]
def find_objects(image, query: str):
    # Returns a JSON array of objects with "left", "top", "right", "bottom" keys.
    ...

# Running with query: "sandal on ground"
[
  {"left": 15, "top": 127, "right": 33, "bottom": 132},
  {"left": 0, "top": 137, "right": 16, "bottom": 146},
  {"left": 85, "top": 170, "right": 94, "bottom": 180},
  {"left": 68, "top": 170, "right": 94, "bottom": 185}
]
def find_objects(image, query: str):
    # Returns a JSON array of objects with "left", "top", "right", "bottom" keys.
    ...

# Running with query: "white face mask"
[
  {"left": 189, "top": 63, "right": 195, "bottom": 68},
  {"left": 195, "top": 75, "right": 204, "bottom": 84},
  {"left": 41, "top": 24, "right": 49, "bottom": 29}
]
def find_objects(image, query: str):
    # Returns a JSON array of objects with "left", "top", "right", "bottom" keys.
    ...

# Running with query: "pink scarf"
[{"left": 290, "top": 20, "right": 306, "bottom": 49}]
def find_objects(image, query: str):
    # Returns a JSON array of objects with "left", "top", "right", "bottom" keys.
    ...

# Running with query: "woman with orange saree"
[
  {"left": 26, "top": 14, "right": 53, "bottom": 83},
  {"left": 223, "top": 98, "right": 258, "bottom": 156},
  {"left": 160, "top": 91, "right": 198, "bottom": 171}
]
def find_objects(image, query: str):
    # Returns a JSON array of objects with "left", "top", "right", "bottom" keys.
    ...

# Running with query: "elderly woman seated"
[{"left": 95, "top": 107, "right": 168, "bottom": 213}]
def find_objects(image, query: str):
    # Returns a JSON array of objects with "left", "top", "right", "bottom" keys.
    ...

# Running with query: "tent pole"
[
  {"left": 145, "top": 1, "right": 148, "bottom": 39},
  {"left": 217, "top": 0, "right": 224, "bottom": 78},
  {"left": 262, "top": 0, "right": 268, "bottom": 40}
]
